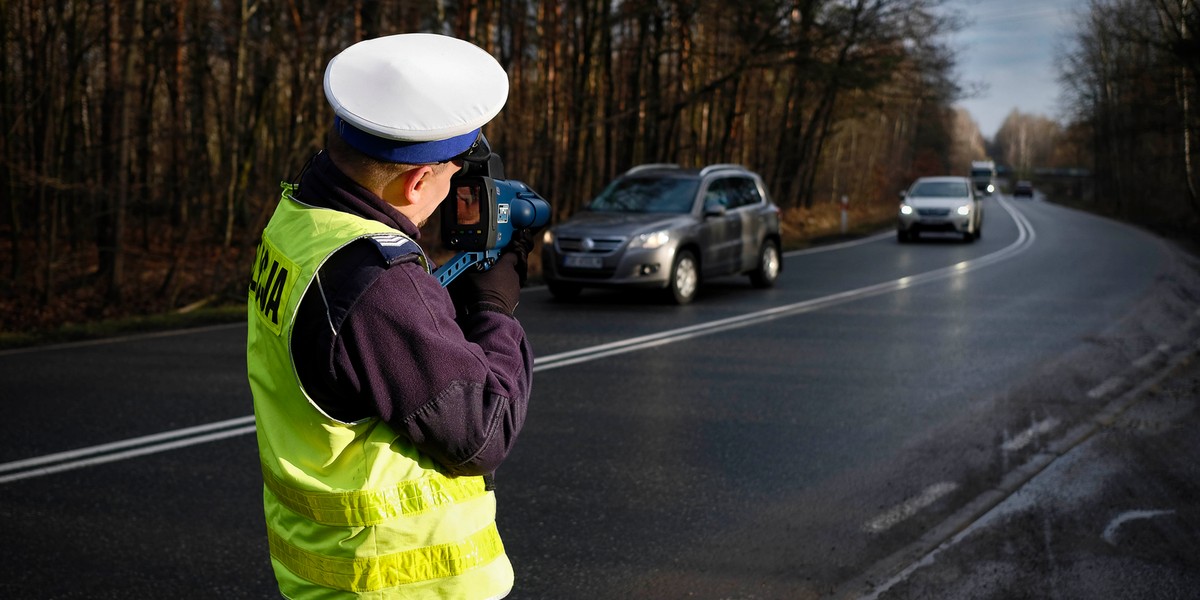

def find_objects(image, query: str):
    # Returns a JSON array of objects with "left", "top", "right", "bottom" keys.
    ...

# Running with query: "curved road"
[{"left": 0, "top": 195, "right": 1196, "bottom": 599}]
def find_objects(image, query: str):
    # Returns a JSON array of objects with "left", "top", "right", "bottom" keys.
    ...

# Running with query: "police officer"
[{"left": 246, "top": 33, "right": 531, "bottom": 599}]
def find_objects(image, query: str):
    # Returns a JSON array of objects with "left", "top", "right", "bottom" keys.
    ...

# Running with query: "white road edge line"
[
  {"left": 1131, "top": 344, "right": 1171, "bottom": 369},
  {"left": 0, "top": 199, "right": 1033, "bottom": 483},
  {"left": 1001, "top": 417, "right": 1061, "bottom": 453},
  {"left": 525, "top": 229, "right": 895, "bottom": 296},
  {"left": 847, "top": 339, "right": 1200, "bottom": 600},
  {"left": 1087, "top": 376, "right": 1125, "bottom": 399},
  {"left": 863, "top": 482, "right": 960, "bottom": 534}
]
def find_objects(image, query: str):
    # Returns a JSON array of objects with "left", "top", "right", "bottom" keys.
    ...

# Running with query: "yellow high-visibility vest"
[{"left": 247, "top": 188, "right": 513, "bottom": 599}]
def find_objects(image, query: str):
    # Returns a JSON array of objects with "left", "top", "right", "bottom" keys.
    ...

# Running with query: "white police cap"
[{"left": 324, "top": 33, "right": 509, "bottom": 164}]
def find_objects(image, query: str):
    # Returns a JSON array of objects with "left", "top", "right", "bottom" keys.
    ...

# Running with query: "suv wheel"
[
  {"left": 749, "top": 240, "right": 780, "bottom": 288},
  {"left": 668, "top": 250, "right": 699, "bottom": 305}
]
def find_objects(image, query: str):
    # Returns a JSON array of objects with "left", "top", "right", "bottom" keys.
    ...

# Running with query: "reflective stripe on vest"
[
  {"left": 267, "top": 522, "right": 505, "bottom": 593},
  {"left": 261, "top": 462, "right": 489, "bottom": 526}
]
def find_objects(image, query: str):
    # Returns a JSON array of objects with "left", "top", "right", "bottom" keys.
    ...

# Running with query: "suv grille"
[
  {"left": 917, "top": 208, "right": 951, "bottom": 216},
  {"left": 555, "top": 236, "right": 626, "bottom": 254}
]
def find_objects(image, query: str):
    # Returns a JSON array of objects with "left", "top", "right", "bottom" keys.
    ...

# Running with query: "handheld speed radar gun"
[{"left": 434, "top": 154, "right": 551, "bottom": 286}]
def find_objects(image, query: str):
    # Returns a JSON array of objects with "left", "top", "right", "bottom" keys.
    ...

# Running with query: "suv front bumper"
[
  {"left": 541, "top": 244, "right": 677, "bottom": 289},
  {"left": 897, "top": 213, "right": 972, "bottom": 234}
]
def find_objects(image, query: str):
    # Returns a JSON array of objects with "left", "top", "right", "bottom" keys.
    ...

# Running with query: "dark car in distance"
[{"left": 1013, "top": 180, "right": 1034, "bottom": 198}]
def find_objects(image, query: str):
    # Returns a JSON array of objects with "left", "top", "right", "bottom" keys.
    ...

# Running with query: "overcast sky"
[{"left": 943, "top": 0, "right": 1088, "bottom": 139}]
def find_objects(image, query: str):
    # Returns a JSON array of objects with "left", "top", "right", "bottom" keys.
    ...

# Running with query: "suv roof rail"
[
  {"left": 625, "top": 163, "right": 680, "bottom": 175},
  {"left": 699, "top": 163, "right": 746, "bottom": 176}
]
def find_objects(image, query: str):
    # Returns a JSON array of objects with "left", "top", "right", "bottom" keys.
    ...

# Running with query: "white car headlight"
[
  {"left": 630, "top": 230, "right": 671, "bottom": 249},
  {"left": 900, "top": 204, "right": 914, "bottom": 215},
  {"left": 542, "top": 229, "right": 555, "bottom": 245},
  {"left": 957, "top": 205, "right": 971, "bottom": 216}
]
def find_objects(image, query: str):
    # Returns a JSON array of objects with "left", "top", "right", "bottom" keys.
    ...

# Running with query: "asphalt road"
[{"left": 1, "top": 195, "right": 1197, "bottom": 599}]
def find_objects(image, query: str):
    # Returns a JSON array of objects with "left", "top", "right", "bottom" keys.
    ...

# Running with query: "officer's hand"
[
  {"left": 448, "top": 251, "right": 522, "bottom": 316},
  {"left": 507, "top": 229, "right": 537, "bottom": 287}
]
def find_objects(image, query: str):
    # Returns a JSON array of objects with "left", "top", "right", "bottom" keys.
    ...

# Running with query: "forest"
[
  {"left": 6, "top": 1, "right": 1194, "bottom": 336},
  {"left": 1057, "top": 0, "right": 1200, "bottom": 235}
]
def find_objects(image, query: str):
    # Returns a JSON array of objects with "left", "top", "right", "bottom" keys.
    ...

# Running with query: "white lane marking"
[
  {"left": 1087, "top": 376, "right": 1125, "bottom": 399},
  {"left": 0, "top": 425, "right": 258, "bottom": 485},
  {"left": 1131, "top": 344, "right": 1171, "bottom": 369},
  {"left": 863, "top": 482, "right": 960, "bottom": 534},
  {"left": 521, "top": 231, "right": 893, "bottom": 296},
  {"left": 536, "top": 197, "right": 1034, "bottom": 371},
  {"left": 0, "top": 199, "right": 1035, "bottom": 483},
  {"left": 0, "top": 415, "right": 256, "bottom": 475},
  {"left": 784, "top": 230, "right": 895, "bottom": 257},
  {"left": 1102, "top": 509, "right": 1176, "bottom": 546},
  {"left": 0, "top": 416, "right": 256, "bottom": 484},
  {"left": 1001, "top": 417, "right": 1061, "bottom": 453}
]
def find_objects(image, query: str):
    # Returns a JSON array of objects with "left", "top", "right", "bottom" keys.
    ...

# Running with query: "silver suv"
[{"left": 541, "top": 164, "right": 782, "bottom": 304}]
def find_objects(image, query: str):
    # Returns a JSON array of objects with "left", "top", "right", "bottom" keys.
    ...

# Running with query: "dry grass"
[{"left": 777, "top": 200, "right": 897, "bottom": 249}]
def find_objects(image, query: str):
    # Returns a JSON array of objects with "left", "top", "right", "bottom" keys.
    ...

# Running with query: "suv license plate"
[{"left": 564, "top": 255, "right": 603, "bottom": 269}]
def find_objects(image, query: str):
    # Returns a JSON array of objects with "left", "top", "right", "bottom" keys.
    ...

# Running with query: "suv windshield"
[
  {"left": 911, "top": 181, "right": 969, "bottom": 198},
  {"left": 588, "top": 176, "right": 700, "bottom": 213}
]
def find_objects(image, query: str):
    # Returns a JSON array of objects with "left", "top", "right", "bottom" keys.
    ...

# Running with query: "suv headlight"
[
  {"left": 630, "top": 230, "right": 671, "bottom": 249},
  {"left": 956, "top": 205, "right": 971, "bottom": 216},
  {"left": 542, "top": 230, "right": 555, "bottom": 245},
  {"left": 900, "top": 204, "right": 914, "bottom": 215}
]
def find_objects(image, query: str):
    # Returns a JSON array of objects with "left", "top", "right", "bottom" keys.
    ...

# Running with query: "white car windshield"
[
  {"left": 911, "top": 181, "right": 970, "bottom": 198},
  {"left": 588, "top": 177, "right": 700, "bottom": 213}
]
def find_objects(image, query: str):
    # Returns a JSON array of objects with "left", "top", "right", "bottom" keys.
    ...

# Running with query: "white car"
[{"left": 897, "top": 176, "right": 982, "bottom": 243}]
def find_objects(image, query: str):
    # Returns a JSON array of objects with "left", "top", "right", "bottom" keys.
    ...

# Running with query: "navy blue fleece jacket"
[{"left": 289, "top": 152, "right": 532, "bottom": 477}]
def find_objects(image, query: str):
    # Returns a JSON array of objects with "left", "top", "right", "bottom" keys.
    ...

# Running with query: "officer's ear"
[{"left": 382, "top": 165, "right": 434, "bottom": 208}]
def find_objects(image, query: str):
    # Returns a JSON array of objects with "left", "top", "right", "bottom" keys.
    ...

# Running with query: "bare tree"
[
  {"left": 1060, "top": 0, "right": 1199, "bottom": 230},
  {"left": 994, "top": 109, "right": 1062, "bottom": 179},
  {"left": 0, "top": 0, "right": 967, "bottom": 330}
]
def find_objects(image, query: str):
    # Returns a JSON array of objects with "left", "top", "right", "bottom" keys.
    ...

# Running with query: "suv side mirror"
[{"left": 704, "top": 204, "right": 727, "bottom": 217}]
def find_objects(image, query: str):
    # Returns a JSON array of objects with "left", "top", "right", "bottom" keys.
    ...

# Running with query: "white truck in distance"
[{"left": 970, "top": 160, "right": 996, "bottom": 195}]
